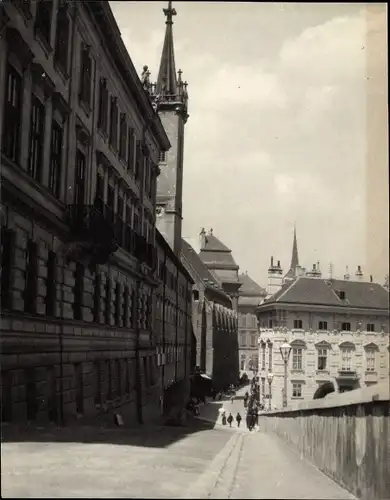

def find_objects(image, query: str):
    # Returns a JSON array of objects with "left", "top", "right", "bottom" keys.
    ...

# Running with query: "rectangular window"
[
  {"left": 367, "top": 323, "right": 375, "bottom": 332},
  {"left": 1, "top": 228, "right": 15, "bottom": 310},
  {"left": 25, "top": 367, "right": 37, "bottom": 420},
  {"left": 105, "top": 279, "right": 112, "bottom": 324},
  {"left": 79, "top": 45, "right": 92, "bottom": 106},
  {"left": 159, "top": 150, "right": 167, "bottom": 163},
  {"left": 47, "top": 366, "right": 57, "bottom": 423},
  {"left": 109, "top": 97, "right": 118, "bottom": 149},
  {"left": 75, "top": 363, "right": 84, "bottom": 414},
  {"left": 135, "top": 140, "right": 142, "bottom": 181},
  {"left": 2, "top": 63, "right": 23, "bottom": 163},
  {"left": 73, "top": 263, "right": 84, "bottom": 320},
  {"left": 97, "top": 79, "right": 108, "bottom": 133},
  {"left": 261, "top": 344, "right": 266, "bottom": 370},
  {"left": 366, "top": 350, "right": 376, "bottom": 372},
  {"left": 341, "top": 348, "right": 353, "bottom": 371},
  {"left": 317, "top": 348, "right": 328, "bottom": 370},
  {"left": 119, "top": 113, "right": 127, "bottom": 161},
  {"left": 24, "top": 240, "right": 38, "bottom": 313},
  {"left": 35, "top": 0, "right": 52, "bottom": 45},
  {"left": 341, "top": 322, "right": 351, "bottom": 331},
  {"left": 115, "top": 283, "right": 121, "bottom": 326},
  {"left": 74, "top": 150, "right": 86, "bottom": 206},
  {"left": 292, "top": 382, "right": 302, "bottom": 398},
  {"left": 54, "top": 4, "right": 69, "bottom": 72},
  {"left": 292, "top": 348, "right": 303, "bottom": 370},
  {"left": 268, "top": 319, "right": 273, "bottom": 328},
  {"left": 122, "top": 286, "right": 129, "bottom": 327},
  {"left": 94, "top": 362, "right": 102, "bottom": 406},
  {"left": 45, "top": 250, "right": 57, "bottom": 316},
  {"left": 94, "top": 172, "right": 104, "bottom": 213},
  {"left": 293, "top": 319, "right": 303, "bottom": 329},
  {"left": 49, "top": 121, "right": 63, "bottom": 198},
  {"left": 261, "top": 377, "right": 265, "bottom": 396},
  {"left": 250, "top": 335, "right": 257, "bottom": 347},
  {"left": 28, "top": 96, "right": 45, "bottom": 182},
  {"left": 318, "top": 321, "right": 328, "bottom": 330},
  {"left": 240, "top": 334, "right": 247, "bottom": 347},
  {"left": 127, "top": 128, "right": 135, "bottom": 173},
  {"left": 268, "top": 344, "right": 273, "bottom": 370}
]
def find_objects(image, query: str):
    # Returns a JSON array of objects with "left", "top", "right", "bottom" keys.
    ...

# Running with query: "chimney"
[
  {"left": 267, "top": 258, "right": 283, "bottom": 297},
  {"left": 356, "top": 265, "right": 363, "bottom": 282},
  {"left": 370, "top": 275, "right": 373, "bottom": 283},
  {"left": 199, "top": 228, "right": 206, "bottom": 250},
  {"left": 344, "top": 266, "right": 350, "bottom": 281}
]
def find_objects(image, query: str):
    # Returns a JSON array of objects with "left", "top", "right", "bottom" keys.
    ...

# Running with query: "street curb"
[{"left": 179, "top": 432, "right": 241, "bottom": 499}]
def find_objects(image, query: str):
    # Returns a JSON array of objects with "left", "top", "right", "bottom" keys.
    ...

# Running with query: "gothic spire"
[
  {"left": 156, "top": 1, "right": 177, "bottom": 96},
  {"left": 284, "top": 224, "right": 300, "bottom": 280},
  {"left": 290, "top": 223, "right": 299, "bottom": 271}
]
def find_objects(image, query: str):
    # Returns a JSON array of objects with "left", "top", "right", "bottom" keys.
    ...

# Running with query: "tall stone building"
[
  {"left": 238, "top": 272, "right": 266, "bottom": 375},
  {"left": 0, "top": 0, "right": 193, "bottom": 427},
  {"left": 181, "top": 239, "right": 238, "bottom": 390},
  {"left": 144, "top": 1, "right": 189, "bottom": 258}
]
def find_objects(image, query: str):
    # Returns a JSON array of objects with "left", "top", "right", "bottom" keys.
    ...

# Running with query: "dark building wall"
[{"left": 0, "top": 1, "right": 192, "bottom": 427}]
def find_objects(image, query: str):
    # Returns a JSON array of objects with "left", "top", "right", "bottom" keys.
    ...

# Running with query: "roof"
[
  {"left": 199, "top": 233, "right": 238, "bottom": 269},
  {"left": 261, "top": 277, "right": 389, "bottom": 310},
  {"left": 239, "top": 273, "right": 267, "bottom": 297},
  {"left": 181, "top": 239, "right": 231, "bottom": 303}
]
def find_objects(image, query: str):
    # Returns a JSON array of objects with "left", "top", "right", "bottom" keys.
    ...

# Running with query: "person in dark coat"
[
  {"left": 236, "top": 412, "right": 242, "bottom": 428},
  {"left": 222, "top": 412, "right": 227, "bottom": 425},
  {"left": 227, "top": 413, "right": 233, "bottom": 427}
]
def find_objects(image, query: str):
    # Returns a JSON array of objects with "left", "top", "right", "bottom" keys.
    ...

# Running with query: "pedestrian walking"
[
  {"left": 222, "top": 411, "right": 227, "bottom": 426},
  {"left": 236, "top": 412, "right": 242, "bottom": 428},
  {"left": 230, "top": 394, "right": 235, "bottom": 403},
  {"left": 227, "top": 413, "right": 233, "bottom": 427}
]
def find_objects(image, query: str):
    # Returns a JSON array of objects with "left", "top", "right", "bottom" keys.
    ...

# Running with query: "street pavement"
[{"left": 1, "top": 387, "right": 355, "bottom": 499}]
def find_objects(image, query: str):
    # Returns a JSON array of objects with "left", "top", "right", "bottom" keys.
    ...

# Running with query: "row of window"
[
  {"left": 291, "top": 347, "right": 377, "bottom": 372},
  {"left": 1, "top": 356, "right": 155, "bottom": 423},
  {"left": 238, "top": 314, "right": 258, "bottom": 328},
  {"left": 262, "top": 319, "right": 378, "bottom": 332},
  {"left": 240, "top": 333, "right": 258, "bottom": 347},
  {"left": 240, "top": 354, "right": 258, "bottom": 371},
  {"left": 3, "top": 63, "right": 64, "bottom": 198}
]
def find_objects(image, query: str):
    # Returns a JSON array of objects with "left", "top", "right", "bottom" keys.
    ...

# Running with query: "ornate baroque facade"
[
  {"left": 0, "top": 0, "right": 193, "bottom": 426},
  {"left": 256, "top": 277, "right": 389, "bottom": 409}
]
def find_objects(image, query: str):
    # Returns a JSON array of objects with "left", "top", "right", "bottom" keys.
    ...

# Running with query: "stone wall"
[{"left": 259, "top": 381, "right": 389, "bottom": 500}]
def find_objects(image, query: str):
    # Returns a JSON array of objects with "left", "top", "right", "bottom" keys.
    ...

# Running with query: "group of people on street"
[{"left": 221, "top": 411, "right": 242, "bottom": 428}]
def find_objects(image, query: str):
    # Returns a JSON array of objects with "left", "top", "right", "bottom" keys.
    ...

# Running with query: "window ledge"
[
  {"left": 79, "top": 97, "right": 91, "bottom": 117},
  {"left": 54, "top": 59, "right": 69, "bottom": 82},
  {"left": 316, "top": 370, "right": 330, "bottom": 375},
  {"left": 292, "top": 328, "right": 305, "bottom": 333},
  {"left": 34, "top": 30, "right": 53, "bottom": 57},
  {"left": 364, "top": 370, "right": 377, "bottom": 375},
  {"left": 291, "top": 369, "right": 305, "bottom": 373}
]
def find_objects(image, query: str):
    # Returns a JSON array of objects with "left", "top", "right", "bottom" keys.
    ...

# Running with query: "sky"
[{"left": 109, "top": 2, "right": 388, "bottom": 287}]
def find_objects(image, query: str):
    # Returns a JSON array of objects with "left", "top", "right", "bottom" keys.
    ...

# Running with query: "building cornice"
[{"left": 256, "top": 302, "right": 388, "bottom": 316}]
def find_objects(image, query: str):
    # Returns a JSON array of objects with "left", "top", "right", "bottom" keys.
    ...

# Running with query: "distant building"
[
  {"left": 238, "top": 272, "right": 267, "bottom": 375},
  {"left": 181, "top": 239, "right": 237, "bottom": 390},
  {"left": 257, "top": 276, "right": 389, "bottom": 408},
  {"left": 198, "top": 228, "right": 241, "bottom": 382}
]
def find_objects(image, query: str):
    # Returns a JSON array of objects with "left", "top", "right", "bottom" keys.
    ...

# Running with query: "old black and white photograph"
[{"left": 0, "top": 1, "right": 388, "bottom": 499}]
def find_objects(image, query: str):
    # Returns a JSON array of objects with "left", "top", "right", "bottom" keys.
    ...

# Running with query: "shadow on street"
[{"left": 1, "top": 417, "right": 219, "bottom": 449}]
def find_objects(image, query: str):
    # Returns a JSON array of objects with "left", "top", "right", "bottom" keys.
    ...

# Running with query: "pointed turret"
[
  {"left": 284, "top": 224, "right": 300, "bottom": 281},
  {"left": 156, "top": 1, "right": 177, "bottom": 96},
  {"left": 146, "top": 1, "right": 188, "bottom": 117}
]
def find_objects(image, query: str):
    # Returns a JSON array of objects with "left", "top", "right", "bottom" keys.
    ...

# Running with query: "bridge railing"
[{"left": 258, "top": 381, "right": 389, "bottom": 500}]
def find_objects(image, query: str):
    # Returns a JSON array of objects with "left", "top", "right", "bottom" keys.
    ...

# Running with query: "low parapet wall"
[{"left": 259, "top": 381, "right": 389, "bottom": 500}]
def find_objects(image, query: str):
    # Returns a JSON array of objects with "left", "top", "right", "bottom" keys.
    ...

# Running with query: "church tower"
[
  {"left": 150, "top": 1, "right": 189, "bottom": 256},
  {"left": 284, "top": 224, "right": 300, "bottom": 282}
]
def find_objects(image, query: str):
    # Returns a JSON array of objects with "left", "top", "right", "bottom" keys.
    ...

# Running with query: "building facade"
[
  {"left": 238, "top": 272, "right": 266, "bottom": 375},
  {"left": 256, "top": 276, "right": 389, "bottom": 409},
  {"left": 0, "top": 0, "right": 193, "bottom": 426},
  {"left": 181, "top": 239, "right": 238, "bottom": 390}
]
